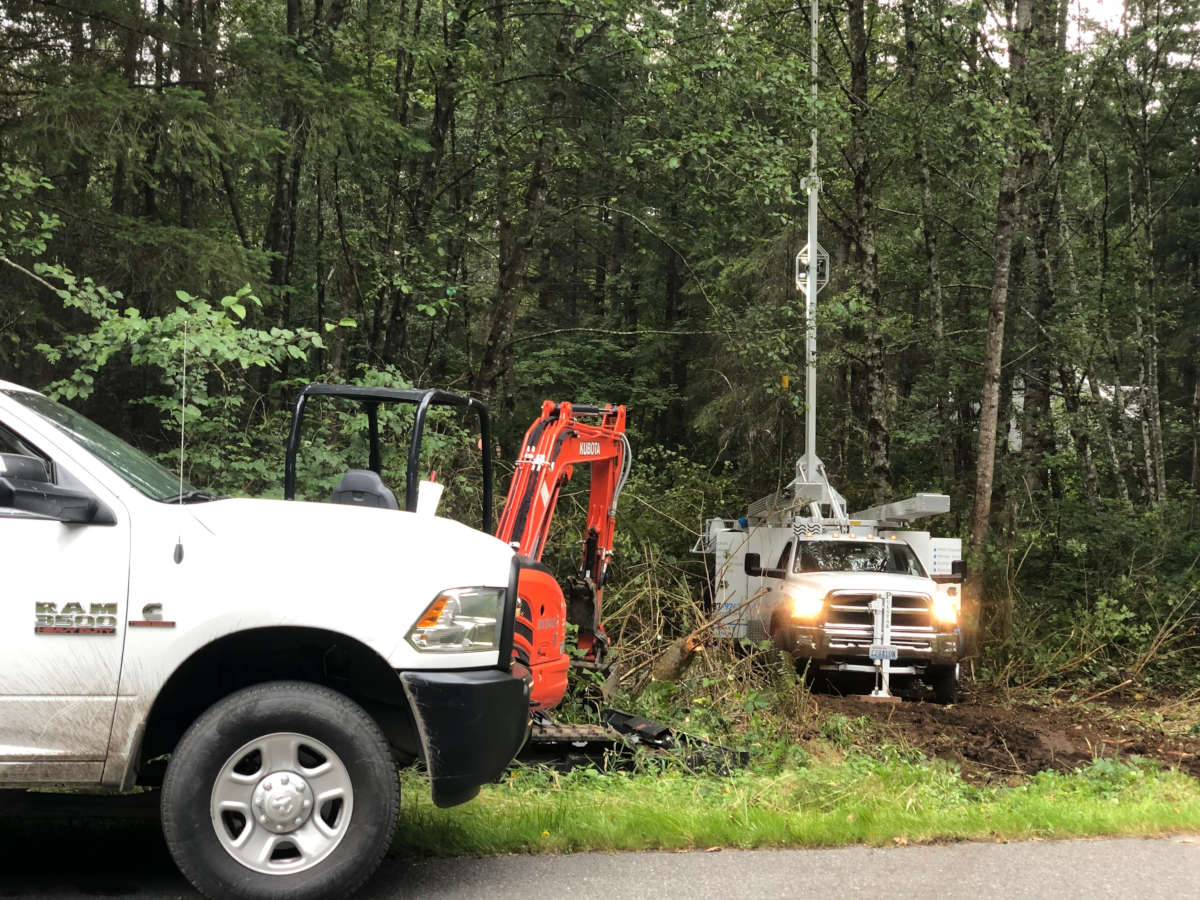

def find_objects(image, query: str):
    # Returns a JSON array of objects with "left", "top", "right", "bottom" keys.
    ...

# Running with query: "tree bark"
[
  {"left": 967, "top": 0, "right": 1033, "bottom": 645},
  {"left": 472, "top": 5, "right": 561, "bottom": 400},
  {"left": 902, "top": 1, "right": 951, "bottom": 485},
  {"left": 848, "top": 0, "right": 890, "bottom": 503}
]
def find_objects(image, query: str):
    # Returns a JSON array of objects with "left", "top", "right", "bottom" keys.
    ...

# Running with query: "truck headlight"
[
  {"left": 407, "top": 587, "right": 505, "bottom": 652},
  {"left": 788, "top": 586, "right": 825, "bottom": 619},
  {"left": 932, "top": 585, "right": 959, "bottom": 626}
]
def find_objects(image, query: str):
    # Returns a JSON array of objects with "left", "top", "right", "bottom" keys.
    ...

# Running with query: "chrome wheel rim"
[{"left": 210, "top": 732, "right": 354, "bottom": 875}]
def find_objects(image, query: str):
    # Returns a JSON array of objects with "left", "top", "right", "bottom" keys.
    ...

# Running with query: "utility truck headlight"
[
  {"left": 788, "top": 587, "right": 825, "bottom": 619},
  {"left": 932, "top": 585, "right": 960, "bottom": 626},
  {"left": 407, "top": 587, "right": 505, "bottom": 652}
]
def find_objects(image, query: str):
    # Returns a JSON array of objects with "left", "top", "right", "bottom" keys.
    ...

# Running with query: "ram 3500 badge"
[{"left": 0, "top": 379, "right": 529, "bottom": 900}]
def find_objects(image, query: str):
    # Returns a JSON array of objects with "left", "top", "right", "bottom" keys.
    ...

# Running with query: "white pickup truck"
[
  {"left": 0, "top": 379, "right": 531, "bottom": 899},
  {"left": 742, "top": 534, "right": 963, "bottom": 702},
  {"left": 703, "top": 501, "right": 964, "bottom": 703}
]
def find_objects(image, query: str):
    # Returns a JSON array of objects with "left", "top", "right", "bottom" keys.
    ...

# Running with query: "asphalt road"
[{"left": 2, "top": 793, "right": 1198, "bottom": 899}]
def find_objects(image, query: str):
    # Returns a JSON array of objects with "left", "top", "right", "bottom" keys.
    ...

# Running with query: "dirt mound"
[{"left": 805, "top": 689, "right": 1200, "bottom": 781}]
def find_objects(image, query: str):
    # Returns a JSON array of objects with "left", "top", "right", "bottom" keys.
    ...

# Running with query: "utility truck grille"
[
  {"left": 822, "top": 590, "right": 936, "bottom": 656},
  {"left": 825, "top": 591, "right": 932, "bottom": 629}
]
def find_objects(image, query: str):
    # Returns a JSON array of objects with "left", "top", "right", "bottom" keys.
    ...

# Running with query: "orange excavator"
[{"left": 496, "top": 401, "right": 630, "bottom": 712}]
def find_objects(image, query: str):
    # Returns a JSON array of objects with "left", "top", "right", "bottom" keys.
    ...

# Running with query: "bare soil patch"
[{"left": 804, "top": 687, "right": 1200, "bottom": 782}]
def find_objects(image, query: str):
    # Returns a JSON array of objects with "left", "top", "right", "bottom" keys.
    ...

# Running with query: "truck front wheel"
[
  {"left": 928, "top": 664, "right": 961, "bottom": 705},
  {"left": 161, "top": 681, "right": 399, "bottom": 900}
]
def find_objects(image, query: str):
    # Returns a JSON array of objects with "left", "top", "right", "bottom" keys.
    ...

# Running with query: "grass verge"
[{"left": 394, "top": 754, "right": 1200, "bottom": 857}]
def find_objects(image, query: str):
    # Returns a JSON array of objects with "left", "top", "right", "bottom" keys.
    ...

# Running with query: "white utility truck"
[
  {"left": 730, "top": 7, "right": 964, "bottom": 703},
  {"left": 0, "top": 379, "right": 530, "bottom": 899},
  {"left": 700, "top": 455, "right": 964, "bottom": 702}
]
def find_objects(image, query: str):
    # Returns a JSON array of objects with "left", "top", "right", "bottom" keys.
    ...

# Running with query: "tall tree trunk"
[
  {"left": 1127, "top": 168, "right": 1159, "bottom": 502},
  {"left": 902, "top": 0, "right": 951, "bottom": 486},
  {"left": 1060, "top": 366, "right": 1100, "bottom": 501},
  {"left": 848, "top": 0, "right": 889, "bottom": 502},
  {"left": 1018, "top": 0, "right": 1064, "bottom": 495},
  {"left": 1193, "top": 363, "right": 1200, "bottom": 493},
  {"left": 662, "top": 206, "right": 688, "bottom": 443},
  {"left": 264, "top": 0, "right": 305, "bottom": 292},
  {"left": 111, "top": 4, "right": 142, "bottom": 216},
  {"left": 967, "top": 0, "right": 1033, "bottom": 646},
  {"left": 330, "top": 160, "right": 361, "bottom": 380},
  {"left": 472, "top": 6, "right": 561, "bottom": 402},
  {"left": 1095, "top": 157, "right": 1133, "bottom": 500},
  {"left": 1055, "top": 171, "right": 1101, "bottom": 503},
  {"left": 1141, "top": 153, "right": 1166, "bottom": 500},
  {"left": 1192, "top": 258, "right": 1200, "bottom": 493}
]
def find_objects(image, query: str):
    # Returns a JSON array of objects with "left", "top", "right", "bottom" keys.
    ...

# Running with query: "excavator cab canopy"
[{"left": 283, "top": 382, "right": 494, "bottom": 532}]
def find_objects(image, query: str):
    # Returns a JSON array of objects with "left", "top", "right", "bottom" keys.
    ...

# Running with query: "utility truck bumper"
[
  {"left": 399, "top": 669, "right": 531, "bottom": 808},
  {"left": 780, "top": 625, "right": 960, "bottom": 666}
]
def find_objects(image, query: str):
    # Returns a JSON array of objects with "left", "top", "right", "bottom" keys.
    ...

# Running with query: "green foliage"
[
  {"left": 38, "top": 285, "right": 325, "bottom": 492},
  {"left": 3, "top": 0, "right": 1200, "bottom": 686},
  {"left": 984, "top": 496, "right": 1200, "bottom": 690},
  {"left": 0, "top": 165, "right": 58, "bottom": 259}
]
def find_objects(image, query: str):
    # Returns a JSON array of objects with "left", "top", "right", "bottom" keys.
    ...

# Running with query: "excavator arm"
[{"left": 497, "top": 401, "right": 630, "bottom": 711}]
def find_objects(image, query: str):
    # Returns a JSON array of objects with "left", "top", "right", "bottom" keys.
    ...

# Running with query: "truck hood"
[
  {"left": 788, "top": 570, "right": 935, "bottom": 596},
  {"left": 161, "top": 497, "right": 516, "bottom": 668},
  {"left": 188, "top": 497, "right": 513, "bottom": 577}
]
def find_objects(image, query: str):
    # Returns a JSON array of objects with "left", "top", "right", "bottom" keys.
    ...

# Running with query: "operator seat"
[{"left": 330, "top": 469, "right": 400, "bottom": 510}]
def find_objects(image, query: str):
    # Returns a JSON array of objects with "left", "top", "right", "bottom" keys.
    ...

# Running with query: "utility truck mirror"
[
  {"left": 951, "top": 559, "right": 966, "bottom": 579},
  {"left": 744, "top": 553, "right": 762, "bottom": 577}
]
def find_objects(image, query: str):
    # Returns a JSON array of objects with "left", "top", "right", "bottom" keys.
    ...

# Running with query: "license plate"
[{"left": 869, "top": 646, "right": 899, "bottom": 661}]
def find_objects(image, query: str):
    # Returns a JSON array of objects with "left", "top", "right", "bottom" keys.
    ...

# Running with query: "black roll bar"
[{"left": 283, "top": 382, "right": 493, "bottom": 533}]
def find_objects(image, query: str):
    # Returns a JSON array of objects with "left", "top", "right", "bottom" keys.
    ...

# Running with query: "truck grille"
[{"left": 825, "top": 591, "right": 933, "bottom": 630}]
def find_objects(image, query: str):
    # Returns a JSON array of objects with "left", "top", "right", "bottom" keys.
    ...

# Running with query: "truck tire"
[
  {"left": 161, "top": 680, "right": 399, "bottom": 900},
  {"left": 929, "top": 665, "right": 960, "bottom": 705}
]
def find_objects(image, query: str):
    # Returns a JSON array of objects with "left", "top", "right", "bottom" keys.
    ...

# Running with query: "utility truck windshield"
[
  {"left": 795, "top": 540, "right": 926, "bottom": 577},
  {"left": 2, "top": 388, "right": 198, "bottom": 502}
]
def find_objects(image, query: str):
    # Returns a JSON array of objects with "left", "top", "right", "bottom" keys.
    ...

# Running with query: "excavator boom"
[{"left": 497, "top": 401, "right": 629, "bottom": 711}]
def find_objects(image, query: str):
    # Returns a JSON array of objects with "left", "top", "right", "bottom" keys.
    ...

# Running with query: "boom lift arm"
[{"left": 497, "top": 401, "right": 630, "bottom": 711}]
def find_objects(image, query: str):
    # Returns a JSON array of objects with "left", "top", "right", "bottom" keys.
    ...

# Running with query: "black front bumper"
[{"left": 399, "top": 668, "right": 531, "bottom": 808}]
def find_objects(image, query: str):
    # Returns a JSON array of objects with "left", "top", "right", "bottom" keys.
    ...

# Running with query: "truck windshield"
[
  {"left": 795, "top": 540, "right": 926, "bottom": 577},
  {"left": 3, "top": 389, "right": 197, "bottom": 502}
]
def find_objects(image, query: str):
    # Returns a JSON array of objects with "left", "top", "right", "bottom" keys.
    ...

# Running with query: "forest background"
[{"left": 2, "top": 0, "right": 1199, "bottom": 693}]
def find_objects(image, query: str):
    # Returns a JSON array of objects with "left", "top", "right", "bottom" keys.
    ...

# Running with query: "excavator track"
[{"left": 529, "top": 722, "right": 624, "bottom": 746}]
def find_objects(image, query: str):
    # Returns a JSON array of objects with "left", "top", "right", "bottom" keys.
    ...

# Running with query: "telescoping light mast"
[
  {"left": 803, "top": 0, "right": 819, "bottom": 489},
  {"left": 792, "top": 0, "right": 839, "bottom": 521}
]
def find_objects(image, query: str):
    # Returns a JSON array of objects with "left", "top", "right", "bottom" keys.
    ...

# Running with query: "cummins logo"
[{"left": 34, "top": 602, "right": 119, "bottom": 635}]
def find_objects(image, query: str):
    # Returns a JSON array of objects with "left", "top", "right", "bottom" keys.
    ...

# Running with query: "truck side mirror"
[
  {"left": 0, "top": 454, "right": 114, "bottom": 525},
  {"left": 951, "top": 559, "right": 967, "bottom": 579},
  {"left": 744, "top": 552, "right": 762, "bottom": 577},
  {"left": 0, "top": 452, "right": 49, "bottom": 482}
]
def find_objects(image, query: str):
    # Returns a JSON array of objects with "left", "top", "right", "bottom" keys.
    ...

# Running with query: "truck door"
[
  {"left": 711, "top": 529, "right": 751, "bottom": 639},
  {"left": 0, "top": 421, "right": 129, "bottom": 780}
]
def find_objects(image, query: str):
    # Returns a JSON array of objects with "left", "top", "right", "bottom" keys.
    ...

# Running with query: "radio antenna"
[
  {"left": 178, "top": 316, "right": 187, "bottom": 505},
  {"left": 174, "top": 316, "right": 187, "bottom": 564}
]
